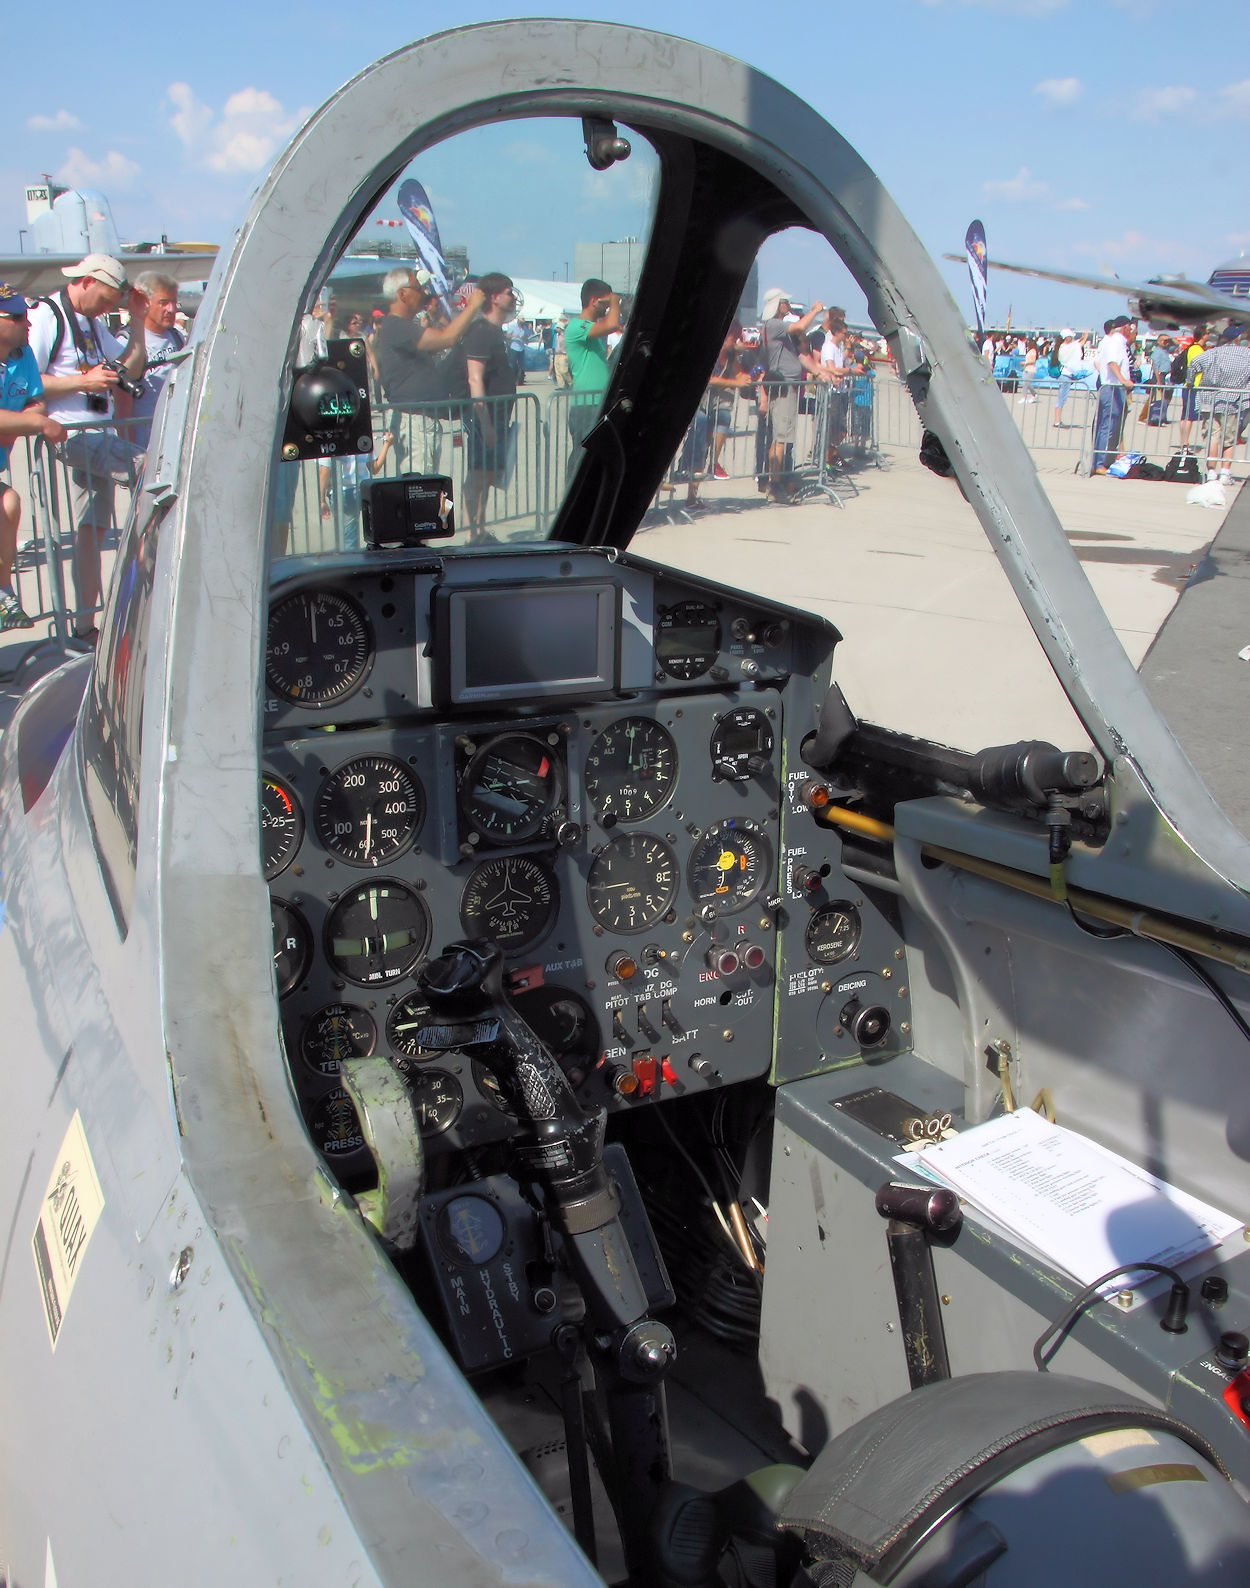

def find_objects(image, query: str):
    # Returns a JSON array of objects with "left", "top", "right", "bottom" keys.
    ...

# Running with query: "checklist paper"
[{"left": 900, "top": 1107, "right": 1242, "bottom": 1289}]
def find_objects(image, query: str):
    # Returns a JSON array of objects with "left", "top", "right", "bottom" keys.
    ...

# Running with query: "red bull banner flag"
[
  {"left": 965, "top": 220, "right": 988, "bottom": 340},
  {"left": 397, "top": 178, "right": 453, "bottom": 312}
]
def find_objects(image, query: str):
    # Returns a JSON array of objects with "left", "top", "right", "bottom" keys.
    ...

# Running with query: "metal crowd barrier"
[
  {"left": 292, "top": 392, "right": 547, "bottom": 555},
  {"left": 646, "top": 374, "right": 893, "bottom": 518},
  {"left": 1, "top": 413, "right": 147, "bottom": 675},
  {"left": 1069, "top": 383, "right": 1249, "bottom": 478}
]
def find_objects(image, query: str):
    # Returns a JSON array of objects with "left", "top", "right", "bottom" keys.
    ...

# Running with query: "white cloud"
[
  {"left": 1054, "top": 196, "right": 1091, "bottom": 211},
  {"left": 165, "top": 82, "right": 309, "bottom": 174},
  {"left": 983, "top": 167, "right": 1050, "bottom": 202},
  {"left": 1216, "top": 80, "right": 1250, "bottom": 117},
  {"left": 27, "top": 109, "right": 84, "bottom": 133},
  {"left": 1034, "top": 77, "right": 1082, "bottom": 106},
  {"left": 55, "top": 148, "right": 141, "bottom": 191},
  {"left": 1134, "top": 85, "right": 1196, "bottom": 119}
]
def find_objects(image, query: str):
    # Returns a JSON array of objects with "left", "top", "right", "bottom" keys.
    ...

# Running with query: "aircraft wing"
[
  {"left": 941, "top": 253, "right": 1250, "bottom": 327},
  {"left": 0, "top": 250, "right": 217, "bottom": 298}
]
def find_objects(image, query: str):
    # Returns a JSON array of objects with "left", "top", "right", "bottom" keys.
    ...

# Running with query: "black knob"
[
  {"left": 1201, "top": 1275, "right": 1230, "bottom": 1306},
  {"left": 418, "top": 940, "right": 499, "bottom": 999},
  {"left": 1217, "top": 1331, "right": 1250, "bottom": 1368},
  {"left": 875, "top": 1181, "right": 962, "bottom": 1235}
]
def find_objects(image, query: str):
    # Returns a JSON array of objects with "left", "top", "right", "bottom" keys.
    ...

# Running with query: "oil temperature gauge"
[
  {"left": 688, "top": 819, "right": 772, "bottom": 914},
  {"left": 805, "top": 902, "right": 862, "bottom": 965},
  {"left": 301, "top": 1003, "right": 376, "bottom": 1076}
]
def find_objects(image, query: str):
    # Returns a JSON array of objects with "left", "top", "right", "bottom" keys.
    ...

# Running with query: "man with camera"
[{"left": 27, "top": 253, "right": 149, "bottom": 640}]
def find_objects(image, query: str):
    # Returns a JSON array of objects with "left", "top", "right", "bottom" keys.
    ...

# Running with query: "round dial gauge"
[
  {"left": 436, "top": 1194, "right": 507, "bottom": 1265},
  {"left": 584, "top": 718, "right": 678, "bottom": 822},
  {"left": 306, "top": 1087, "right": 366, "bottom": 1159},
  {"left": 587, "top": 833, "right": 679, "bottom": 935},
  {"left": 315, "top": 756, "right": 424, "bottom": 867},
  {"left": 459, "top": 734, "right": 563, "bottom": 843},
  {"left": 301, "top": 1002, "right": 376, "bottom": 1076},
  {"left": 385, "top": 991, "right": 449, "bottom": 1062},
  {"left": 473, "top": 1062, "right": 516, "bottom": 1117},
  {"left": 406, "top": 1069, "right": 463, "bottom": 1136},
  {"left": 261, "top": 774, "right": 304, "bottom": 880},
  {"left": 805, "top": 902, "right": 862, "bottom": 965},
  {"left": 265, "top": 589, "right": 372, "bottom": 707},
  {"left": 460, "top": 855, "right": 559, "bottom": 954},
  {"left": 688, "top": 820, "right": 772, "bottom": 915},
  {"left": 510, "top": 986, "right": 600, "bottom": 1089},
  {"left": 655, "top": 600, "right": 721, "bottom": 681},
  {"left": 271, "top": 899, "right": 312, "bottom": 996},
  {"left": 710, "top": 708, "right": 775, "bottom": 782},
  {"left": 324, "top": 881, "right": 430, "bottom": 985}
]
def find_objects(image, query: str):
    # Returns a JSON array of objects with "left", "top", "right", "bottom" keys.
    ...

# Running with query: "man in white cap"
[
  {"left": 27, "top": 253, "right": 150, "bottom": 640},
  {"left": 759, "top": 287, "right": 824, "bottom": 501},
  {"left": 1052, "top": 329, "right": 1083, "bottom": 430}
]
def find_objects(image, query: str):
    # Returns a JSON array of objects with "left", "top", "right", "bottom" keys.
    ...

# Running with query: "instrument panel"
[{"left": 261, "top": 547, "right": 909, "bottom": 1181}]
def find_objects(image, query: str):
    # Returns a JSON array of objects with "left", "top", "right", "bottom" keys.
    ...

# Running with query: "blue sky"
[{"left": 6, "top": 0, "right": 1247, "bottom": 329}]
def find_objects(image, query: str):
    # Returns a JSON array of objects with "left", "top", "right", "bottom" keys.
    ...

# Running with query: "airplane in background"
[
  {"left": 2, "top": 176, "right": 216, "bottom": 298},
  {"left": 944, "top": 249, "right": 1250, "bottom": 329}
]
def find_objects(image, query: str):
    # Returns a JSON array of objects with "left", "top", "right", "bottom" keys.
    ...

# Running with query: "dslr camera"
[{"left": 102, "top": 359, "right": 147, "bottom": 400}]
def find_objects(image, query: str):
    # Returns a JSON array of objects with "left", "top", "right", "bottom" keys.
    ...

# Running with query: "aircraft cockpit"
[{"left": 9, "top": 25, "right": 1250, "bottom": 1588}]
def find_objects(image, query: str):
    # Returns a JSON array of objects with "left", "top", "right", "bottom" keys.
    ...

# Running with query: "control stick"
[{"left": 416, "top": 940, "right": 676, "bottom": 1580}]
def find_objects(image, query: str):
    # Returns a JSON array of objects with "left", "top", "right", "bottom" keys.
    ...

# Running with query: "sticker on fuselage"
[{"left": 32, "top": 1112, "right": 106, "bottom": 1349}]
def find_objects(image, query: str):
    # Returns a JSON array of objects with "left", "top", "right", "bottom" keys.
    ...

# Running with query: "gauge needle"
[
  {"left": 310, "top": 600, "right": 318, "bottom": 645},
  {"left": 363, "top": 812, "right": 373, "bottom": 856}
]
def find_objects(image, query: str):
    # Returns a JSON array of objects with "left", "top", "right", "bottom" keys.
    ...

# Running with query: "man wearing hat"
[
  {"left": 26, "top": 253, "right": 150, "bottom": 638},
  {"left": 1090, "top": 314, "right": 1135, "bottom": 474},
  {"left": 0, "top": 285, "right": 68, "bottom": 629},
  {"left": 374, "top": 266, "right": 484, "bottom": 472},
  {"left": 759, "top": 288, "right": 824, "bottom": 501},
  {"left": 1186, "top": 324, "right": 1250, "bottom": 484}
]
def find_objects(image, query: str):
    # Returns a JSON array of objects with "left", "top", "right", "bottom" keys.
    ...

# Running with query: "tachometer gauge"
[
  {"left": 265, "top": 588, "right": 373, "bottom": 706},
  {"left": 688, "top": 819, "right": 771, "bottom": 914},
  {"left": 459, "top": 733, "right": 563, "bottom": 843},
  {"left": 405, "top": 1069, "right": 463, "bottom": 1135},
  {"left": 301, "top": 1002, "right": 376, "bottom": 1076},
  {"left": 584, "top": 717, "right": 678, "bottom": 822},
  {"left": 315, "top": 755, "right": 424, "bottom": 866},
  {"left": 261, "top": 773, "right": 303, "bottom": 880},
  {"left": 805, "top": 902, "right": 862, "bottom": 965},
  {"left": 271, "top": 899, "right": 312, "bottom": 996},
  {"left": 655, "top": 600, "right": 721, "bottom": 681},
  {"left": 587, "top": 833, "right": 679, "bottom": 934},
  {"left": 324, "top": 880, "right": 429, "bottom": 985},
  {"left": 460, "top": 855, "right": 559, "bottom": 954},
  {"left": 385, "top": 991, "right": 448, "bottom": 1062}
]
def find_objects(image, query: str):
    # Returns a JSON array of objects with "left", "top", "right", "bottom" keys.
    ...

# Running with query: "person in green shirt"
[{"left": 565, "top": 277, "right": 621, "bottom": 453}]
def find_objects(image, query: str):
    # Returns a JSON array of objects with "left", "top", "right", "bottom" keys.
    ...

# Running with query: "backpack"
[
  {"left": 33, "top": 293, "right": 71, "bottom": 368},
  {"left": 1163, "top": 451, "right": 1202, "bottom": 484},
  {"left": 1169, "top": 348, "right": 1189, "bottom": 385}
]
